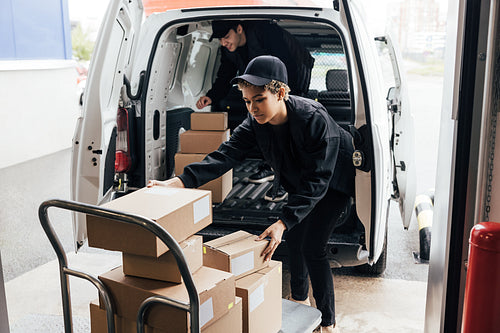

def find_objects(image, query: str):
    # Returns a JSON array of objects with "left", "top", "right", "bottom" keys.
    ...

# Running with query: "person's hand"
[
  {"left": 147, "top": 177, "right": 185, "bottom": 188},
  {"left": 196, "top": 96, "right": 212, "bottom": 109},
  {"left": 257, "top": 220, "right": 287, "bottom": 262}
]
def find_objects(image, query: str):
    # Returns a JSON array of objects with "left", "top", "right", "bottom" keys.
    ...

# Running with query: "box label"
[
  {"left": 231, "top": 251, "right": 255, "bottom": 276},
  {"left": 200, "top": 297, "right": 214, "bottom": 328},
  {"left": 193, "top": 196, "right": 210, "bottom": 224},
  {"left": 144, "top": 187, "right": 179, "bottom": 196},
  {"left": 249, "top": 283, "right": 265, "bottom": 312}
]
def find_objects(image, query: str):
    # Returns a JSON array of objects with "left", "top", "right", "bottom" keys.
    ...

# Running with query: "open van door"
[
  {"left": 339, "top": 0, "right": 415, "bottom": 269},
  {"left": 71, "top": 0, "right": 143, "bottom": 249},
  {"left": 376, "top": 34, "right": 417, "bottom": 230}
]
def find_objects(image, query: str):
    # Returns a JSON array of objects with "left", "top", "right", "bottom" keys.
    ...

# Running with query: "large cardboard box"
[
  {"left": 123, "top": 235, "right": 203, "bottom": 283},
  {"left": 235, "top": 260, "right": 283, "bottom": 333},
  {"left": 99, "top": 266, "right": 235, "bottom": 332},
  {"left": 179, "top": 129, "right": 230, "bottom": 154},
  {"left": 203, "top": 296, "right": 242, "bottom": 333},
  {"left": 86, "top": 187, "right": 212, "bottom": 257},
  {"left": 191, "top": 112, "right": 228, "bottom": 131},
  {"left": 90, "top": 299, "right": 160, "bottom": 333},
  {"left": 203, "top": 231, "right": 269, "bottom": 278},
  {"left": 90, "top": 297, "right": 242, "bottom": 333},
  {"left": 175, "top": 153, "right": 233, "bottom": 203}
]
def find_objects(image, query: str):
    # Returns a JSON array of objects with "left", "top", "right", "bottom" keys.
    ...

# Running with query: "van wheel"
[{"left": 355, "top": 225, "right": 387, "bottom": 276}]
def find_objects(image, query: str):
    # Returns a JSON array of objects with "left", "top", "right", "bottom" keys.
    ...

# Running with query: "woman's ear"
[{"left": 278, "top": 87, "right": 285, "bottom": 101}]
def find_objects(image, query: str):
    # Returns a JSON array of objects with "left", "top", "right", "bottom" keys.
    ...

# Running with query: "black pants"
[{"left": 285, "top": 189, "right": 350, "bottom": 326}]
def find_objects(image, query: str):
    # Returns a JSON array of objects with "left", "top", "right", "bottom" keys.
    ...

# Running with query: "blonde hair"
[{"left": 236, "top": 79, "right": 290, "bottom": 100}]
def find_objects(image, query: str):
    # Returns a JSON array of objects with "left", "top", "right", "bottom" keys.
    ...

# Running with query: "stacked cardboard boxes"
[
  {"left": 177, "top": 112, "right": 232, "bottom": 203},
  {"left": 86, "top": 187, "right": 281, "bottom": 333},
  {"left": 86, "top": 187, "right": 242, "bottom": 332},
  {"left": 203, "top": 231, "right": 283, "bottom": 333}
]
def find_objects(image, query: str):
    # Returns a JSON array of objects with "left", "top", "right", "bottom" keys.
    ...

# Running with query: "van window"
[{"left": 309, "top": 50, "right": 348, "bottom": 91}]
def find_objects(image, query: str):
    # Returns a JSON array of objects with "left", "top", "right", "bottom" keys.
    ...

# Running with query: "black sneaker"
[
  {"left": 264, "top": 185, "right": 288, "bottom": 202},
  {"left": 248, "top": 163, "right": 275, "bottom": 183}
]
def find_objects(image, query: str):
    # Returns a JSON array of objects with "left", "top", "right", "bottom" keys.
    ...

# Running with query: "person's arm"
[
  {"left": 147, "top": 177, "right": 185, "bottom": 188},
  {"left": 178, "top": 115, "right": 258, "bottom": 188},
  {"left": 205, "top": 48, "right": 238, "bottom": 106},
  {"left": 280, "top": 113, "right": 339, "bottom": 230}
]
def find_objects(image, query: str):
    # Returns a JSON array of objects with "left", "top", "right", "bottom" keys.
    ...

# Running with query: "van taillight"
[{"left": 115, "top": 108, "right": 131, "bottom": 173}]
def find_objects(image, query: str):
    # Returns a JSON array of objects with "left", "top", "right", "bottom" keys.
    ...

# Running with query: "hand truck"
[{"left": 39, "top": 198, "right": 322, "bottom": 333}]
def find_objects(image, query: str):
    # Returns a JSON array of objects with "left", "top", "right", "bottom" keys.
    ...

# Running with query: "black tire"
[{"left": 355, "top": 224, "right": 388, "bottom": 276}]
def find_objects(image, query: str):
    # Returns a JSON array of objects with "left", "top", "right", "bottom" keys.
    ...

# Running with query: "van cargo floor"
[{"left": 201, "top": 159, "right": 363, "bottom": 248}]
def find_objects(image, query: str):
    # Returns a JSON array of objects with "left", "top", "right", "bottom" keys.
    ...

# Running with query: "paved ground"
[{"left": 0, "top": 72, "right": 442, "bottom": 332}]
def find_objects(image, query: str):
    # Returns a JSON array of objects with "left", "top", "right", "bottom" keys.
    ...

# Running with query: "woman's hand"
[
  {"left": 257, "top": 220, "right": 287, "bottom": 262},
  {"left": 147, "top": 177, "right": 185, "bottom": 188}
]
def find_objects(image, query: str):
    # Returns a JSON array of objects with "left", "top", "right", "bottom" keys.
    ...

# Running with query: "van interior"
[{"left": 113, "top": 17, "right": 375, "bottom": 271}]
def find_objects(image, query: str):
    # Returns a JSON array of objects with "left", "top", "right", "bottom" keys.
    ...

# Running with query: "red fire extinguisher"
[{"left": 462, "top": 222, "right": 500, "bottom": 332}]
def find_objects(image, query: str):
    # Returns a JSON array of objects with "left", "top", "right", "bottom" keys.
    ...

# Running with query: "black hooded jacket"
[
  {"left": 206, "top": 21, "right": 314, "bottom": 105},
  {"left": 178, "top": 95, "right": 355, "bottom": 230}
]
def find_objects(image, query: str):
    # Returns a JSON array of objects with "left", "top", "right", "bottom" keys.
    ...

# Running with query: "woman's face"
[{"left": 241, "top": 85, "right": 287, "bottom": 125}]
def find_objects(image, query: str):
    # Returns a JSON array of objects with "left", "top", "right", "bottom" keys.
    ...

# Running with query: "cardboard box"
[
  {"left": 86, "top": 187, "right": 212, "bottom": 257},
  {"left": 99, "top": 266, "right": 235, "bottom": 332},
  {"left": 175, "top": 153, "right": 233, "bottom": 203},
  {"left": 90, "top": 297, "right": 242, "bottom": 333},
  {"left": 236, "top": 260, "right": 283, "bottom": 333},
  {"left": 179, "top": 129, "right": 230, "bottom": 154},
  {"left": 90, "top": 299, "right": 160, "bottom": 333},
  {"left": 203, "top": 231, "right": 269, "bottom": 278},
  {"left": 123, "top": 235, "right": 203, "bottom": 283},
  {"left": 203, "top": 296, "right": 242, "bottom": 333},
  {"left": 191, "top": 112, "right": 228, "bottom": 131}
]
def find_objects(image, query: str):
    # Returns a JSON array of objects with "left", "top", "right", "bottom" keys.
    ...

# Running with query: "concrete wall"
[{"left": 0, "top": 60, "right": 79, "bottom": 168}]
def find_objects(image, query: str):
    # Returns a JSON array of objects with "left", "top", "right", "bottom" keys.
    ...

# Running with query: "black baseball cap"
[
  {"left": 230, "top": 55, "right": 288, "bottom": 86},
  {"left": 209, "top": 20, "right": 239, "bottom": 42}
]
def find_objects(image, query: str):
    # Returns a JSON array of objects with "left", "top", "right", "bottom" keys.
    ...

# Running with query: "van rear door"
[
  {"left": 71, "top": 0, "right": 143, "bottom": 249},
  {"left": 376, "top": 34, "right": 417, "bottom": 229},
  {"left": 339, "top": 0, "right": 396, "bottom": 264}
]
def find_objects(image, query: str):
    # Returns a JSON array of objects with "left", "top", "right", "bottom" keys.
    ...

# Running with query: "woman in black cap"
[{"left": 148, "top": 55, "right": 354, "bottom": 332}]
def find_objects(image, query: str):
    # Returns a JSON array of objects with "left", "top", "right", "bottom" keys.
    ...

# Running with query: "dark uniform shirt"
[
  {"left": 178, "top": 95, "right": 355, "bottom": 230},
  {"left": 206, "top": 21, "right": 314, "bottom": 105}
]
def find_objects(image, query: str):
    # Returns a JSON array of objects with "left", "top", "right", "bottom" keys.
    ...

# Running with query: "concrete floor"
[
  {"left": 5, "top": 251, "right": 426, "bottom": 333},
  {"left": 0, "top": 148, "right": 429, "bottom": 332}
]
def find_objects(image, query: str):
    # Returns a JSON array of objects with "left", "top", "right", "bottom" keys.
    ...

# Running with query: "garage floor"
[{"left": 5, "top": 250, "right": 426, "bottom": 333}]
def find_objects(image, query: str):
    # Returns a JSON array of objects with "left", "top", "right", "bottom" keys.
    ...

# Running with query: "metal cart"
[{"left": 39, "top": 198, "right": 321, "bottom": 333}]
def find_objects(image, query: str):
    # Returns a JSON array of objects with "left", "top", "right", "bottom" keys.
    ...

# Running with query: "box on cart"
[
  {"left": 122, "top": 235, "right": 203, "bottom": 283},
  {"left": 203, "top": 231, "right": 269, "bottom": 279},
  {"left": 235, "top": 260, "right": 282, "bottom": 333},
  {"left": 86, "top": 187, "right": 211, "bottom": 257},
  {"left": 99, "top": 265, "right": 235, "bottom": 332}
]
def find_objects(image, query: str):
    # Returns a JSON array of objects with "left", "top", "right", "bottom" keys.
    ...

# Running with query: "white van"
[{"left": 71, "top": 0, "right": 416, "bottom": 274}]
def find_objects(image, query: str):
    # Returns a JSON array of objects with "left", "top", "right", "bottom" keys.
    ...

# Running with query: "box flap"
[
  {"left": 100, "top": 266, "right": 233, "bottom": 302},
  {"left": 205, "top": 230, "right": 267, "bottom": 256},
  {"left": 101, "top": 187, "right": 210, "bottom": 221}
]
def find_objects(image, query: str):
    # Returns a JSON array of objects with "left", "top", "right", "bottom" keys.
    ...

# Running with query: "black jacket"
[
  {"left": 206, "top": 21, "right": 314, "bottom": 105},
  {"left": 178, "top": 96, "right": 355, "bottom": 230}
]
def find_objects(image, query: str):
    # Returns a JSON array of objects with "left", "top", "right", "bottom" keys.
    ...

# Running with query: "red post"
[{"left": 462, "top": 222, "right": 500, "bottom": 332}]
